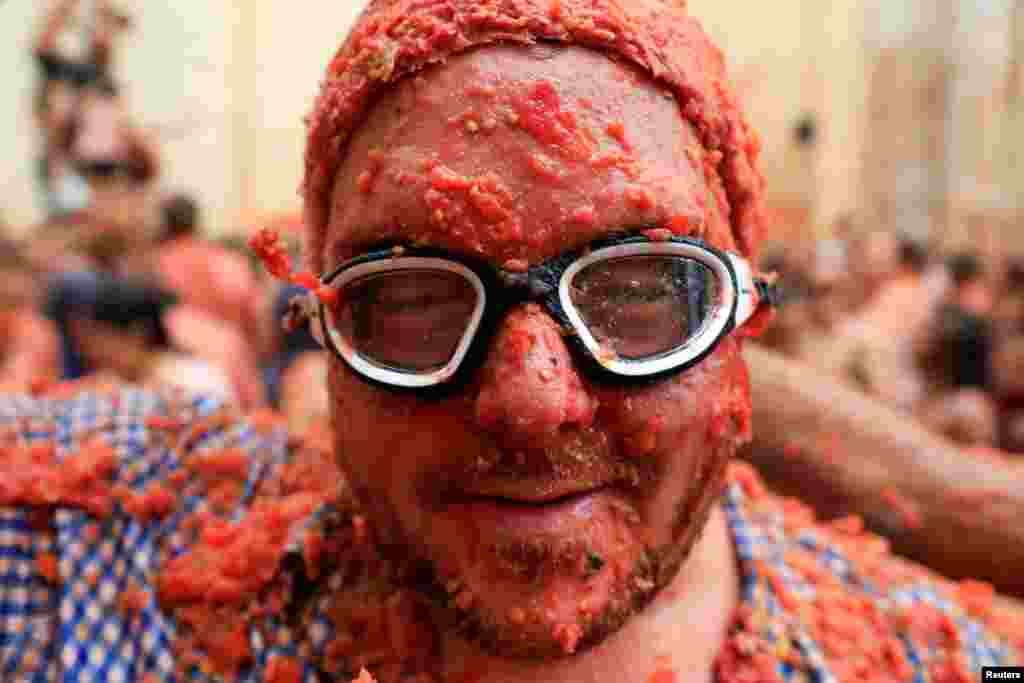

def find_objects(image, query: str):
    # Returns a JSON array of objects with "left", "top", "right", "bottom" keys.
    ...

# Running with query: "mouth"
[
  {"left": 442, "top": 486, "right": 611, "bottom": 540},
  {"left": 465, "top": 487, "right": 606, "bottom": 510},
  {"left": 455, "top": 477, "right": 612, "bottom": 505}
]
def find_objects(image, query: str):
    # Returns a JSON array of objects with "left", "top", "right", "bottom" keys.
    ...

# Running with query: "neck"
[{"left": 436, "top": 506, "right": 739, "bottom": 683}]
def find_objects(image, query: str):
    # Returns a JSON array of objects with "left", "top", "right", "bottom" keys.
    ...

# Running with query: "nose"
[{"left": 473, "top": 304, "right": 597, "bottom": 441}]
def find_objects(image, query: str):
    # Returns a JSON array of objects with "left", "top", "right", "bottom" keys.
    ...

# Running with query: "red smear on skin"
[
  {"left": 303, "top": 528, "right": 326, "bottom": 580},
  {"left": 880, "top": 487, "right": 923, "bottom": 530},
  {"left": 527, "top": 153, "right": 563, "bottom": 182},
  {"left": 553, "top": 622, "right": 583, "bottom": 654},
  {"left": 649, "top": 667, "right": 677, "bottom": 683},
  {"left": 570, "top": 205, "right": 596, "bottom": 226},
  {"left": 782, "top": 441, "right": 802, "bottom": 459},
  {"left": 469, "top": 179, "right": 513, "bottom": 224},
  {"left": 606, "top": 121, "right": 632, "bottom": 151},
  {"left": 29, "top": 377, "right": 53, "bottom": 396},
  {"left": 642, "top": 228, "right": 673, "bottom": 242},
  {"left": 356, "top": 170, "right": 375, "bottom": 193},
  {"left": 466, "top": 83, "right": 497, "bottom": 99},
  {"left": 512, "top": 81, "right": 594, "bottom": 162},
  {"left": 290, "top": 271, "right": 319, "bottom": 291},
  {"left": 430, "top": 165, "right": 473, "bottom": 192},
  {"left": 726, "top": 462, "right": 765, "bottom": 500},
  {"left": 622, "top": 187, "right": 655, "bottom": 210},
  {"left": 738, "top": 304, "right": 775, "bottom": 339}
]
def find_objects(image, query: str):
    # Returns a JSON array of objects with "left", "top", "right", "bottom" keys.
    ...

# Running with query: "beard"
[{"left": 349, "top": 431, "right": 738, "bottom": 661}]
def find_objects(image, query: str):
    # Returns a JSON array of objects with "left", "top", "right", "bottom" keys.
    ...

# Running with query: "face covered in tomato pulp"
[{"left": 321, "top": 44, "right": 753, "bottom": 659}]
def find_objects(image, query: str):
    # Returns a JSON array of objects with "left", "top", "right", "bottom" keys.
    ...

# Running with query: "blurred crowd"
[
  {"left": 760, "top": 221, "right": 1024, "bottom": 457},
  {"left": 0, "top": 0, "right": 326, "bottom": 432},
  {"left": 4, "top": 0, "right": 1024, "bottom": 460}
]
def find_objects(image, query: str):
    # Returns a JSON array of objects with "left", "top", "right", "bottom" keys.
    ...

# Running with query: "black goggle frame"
[{"left": 304, "top": 234, "right": 775, "bottom": 393}]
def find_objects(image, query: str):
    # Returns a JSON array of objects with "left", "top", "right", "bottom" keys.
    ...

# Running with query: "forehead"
[{"left": 323, "top": 45, "right": 732, "bottom": 270}]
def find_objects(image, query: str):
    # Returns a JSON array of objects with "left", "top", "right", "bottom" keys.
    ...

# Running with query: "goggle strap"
[
  {"left": 755, "top": 278, "right": 781, "bottom": 309},
  {"left": 726, "top": 251, "right": 778, "bottom": 328},
  {"left": 291, "top": 292, "right": 327, "bottom": 348}
]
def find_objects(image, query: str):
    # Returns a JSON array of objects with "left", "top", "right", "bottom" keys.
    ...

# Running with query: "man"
[
  {"left": 153, "top": 194, "right": 270, "bottom": 406},
  {"left": 43, "top": 269, "right": 264, "bottom": 408},
  {"left": 155, "top": 194, "right": 265, "bottom": 337},
  {"left": 33, "top": 0, "right": 157, "bottom": 223},
  {"left": 0, "top": 237, "right": 60, "bottom": 390},
  {"left": 1, "top": 2, "right": 1020, "bottom": 683},
  {"left": 809, "top": 235, "right": 947, "bottom": 414}
]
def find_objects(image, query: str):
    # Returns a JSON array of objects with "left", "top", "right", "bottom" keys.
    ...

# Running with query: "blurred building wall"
[
  {"left": 692, "top": 0, "right": 870, "bottom": 241},
  {"left": 0, "top": 1, "right": 364, "bottom": 238}
]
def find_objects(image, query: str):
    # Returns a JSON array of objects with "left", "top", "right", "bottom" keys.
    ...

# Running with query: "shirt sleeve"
[{"left": 0, "top": 386, "right": 326, "bottom": 682}]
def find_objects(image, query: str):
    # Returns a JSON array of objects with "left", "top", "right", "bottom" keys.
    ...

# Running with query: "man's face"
[{"left": 322, "top": 45, "right": 752, "bottom": 658}]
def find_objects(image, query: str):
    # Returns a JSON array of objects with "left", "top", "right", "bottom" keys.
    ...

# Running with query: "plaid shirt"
[{"left": 0, "top": 387, "right": 1019, "bottom": 682}]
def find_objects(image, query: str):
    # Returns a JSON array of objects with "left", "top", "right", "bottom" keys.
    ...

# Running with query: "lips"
[
  {"left": 455, "top": 477, "right": 611, "bottom": 505},
  {"left": 420, "top": 425, "right": 655, "bottom": 513}
]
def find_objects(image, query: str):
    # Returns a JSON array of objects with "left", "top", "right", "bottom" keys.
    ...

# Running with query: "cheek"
[
  {"left": 594, "top": 339, "right": 751, "bottom": 458},
  {"left": 327, "top": 358, "right": 477, "bottom": 484}
]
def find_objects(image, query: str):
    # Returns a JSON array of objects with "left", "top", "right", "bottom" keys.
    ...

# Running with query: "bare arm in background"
[
  {"left": 162, "top": 304, "right": 267, "bottom": 411},
  {"left": 743, "top": 343, "right": 1024, "bottom": 599},
  {"left": 0, "top": 313, "right": 61, "bottom": 389}
]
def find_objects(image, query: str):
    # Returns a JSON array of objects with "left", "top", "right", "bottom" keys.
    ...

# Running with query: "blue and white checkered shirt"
[{"left": 0, "top": 387, "right": 1019, "bottom": 682}]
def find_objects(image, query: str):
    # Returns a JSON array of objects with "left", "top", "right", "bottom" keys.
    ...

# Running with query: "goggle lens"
[
  {"left": 568, "top": 255, "right": 722, "bottom": 360},
  {"left": 326, "top": 269, "right": 479, "bottom": 372},
  {"left": 312, "top": 236, "right": 772, "bottom": 388}
]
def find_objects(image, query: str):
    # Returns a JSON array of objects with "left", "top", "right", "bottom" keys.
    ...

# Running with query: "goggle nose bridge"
[{"left": 495, "top": 269, "right": 558, "bottom": 300}]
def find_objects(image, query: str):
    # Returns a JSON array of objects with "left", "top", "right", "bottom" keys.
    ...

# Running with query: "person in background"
[
  {"left": 155, "top": 195, "right": 269, "bottom": 349},
  {"left": 33, "top": 0, "right": 153, "bottom": 221},
  {"left": 930, "top": 252, "right": 995, "bottom": 391},
  {"left": 0, "top": 236, "right": 61, "bottom": 390},
  {"left": 992, "top": 259, "right": 1024, "bottom": 340},
  {"left": 808, "top": 235, "right": 944, "bottom": 414},
  {"left": 266, "top": 282, "right": 329, "bottom": 432},
  {"left": 845, "top": 229, "right": 898, "bottom": 311},
  {"left": 42, "top": 269, "right": 262, "bottom": 407},
  {"left": 153, "top": 194, "right": 269, "bottom": 406}
]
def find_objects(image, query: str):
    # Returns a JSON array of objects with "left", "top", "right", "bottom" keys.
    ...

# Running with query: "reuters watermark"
[{"left": 984, "top": 668, "right": 1024, "bottom": 680}]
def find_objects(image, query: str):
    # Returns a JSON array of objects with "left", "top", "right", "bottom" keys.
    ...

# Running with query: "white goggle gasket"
[
  {"left": 316, "top": 257, "right": 487, "bottom": 388},
  {"left": 307, "top": 240, "right": 766, "bottom": 388},
  {"left": 559, "top": 240, "right": 744, "bottom": 377}
]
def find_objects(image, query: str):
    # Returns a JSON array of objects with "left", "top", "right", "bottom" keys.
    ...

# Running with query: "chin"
[
  {"left": 447, "top": 559, "right": 656, "bottom": 659},
  {"left": 412, "top": 484, "right": 720, "bottom": 661}
]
